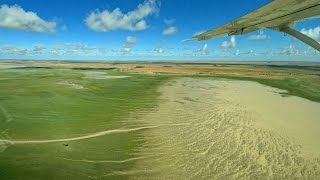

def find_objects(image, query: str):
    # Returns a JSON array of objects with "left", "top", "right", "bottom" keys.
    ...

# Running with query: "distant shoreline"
[{"left": 1, "top": 59, "right": 320, "bottom": 65}]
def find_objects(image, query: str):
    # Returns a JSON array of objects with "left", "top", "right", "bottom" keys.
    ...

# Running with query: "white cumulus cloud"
[
  {"left": 154, "top": 48, "right": 164, "bottom": 53},
  {"left": 33, "top": 44, "right": 46, "bottom": 52},
  {"left": 0, "top": 5, "right": 56, "bottom": 33},
  {"left": 122, "top": 47, "right": 131, "bottom": 53},
  {"left": 126, "top": 36, "right": 138, "bottom": 44},
  {"left": 247, "top": 31, "right": 270, "bottom": 40},
  {"left": 220, "top": 36, "right": 236, "bottom": 49},
  {"left": 282, "top": 45, "right": 300, "bottom": 55},
  {"left": 163, "top": 26, "right": 177, "bottom": 35},
  {"left": 301, "top": 26, "right": 320, "bottom": 41},
  {"left": 247, "top": 34, "right": 269, "bottom": 40},
  {"left": 164, "top": 19, "right": 175, "bottom": 26},
  {"left": 85, "top": 0, "right": 159, "bottom": 32},
  {"left": 0, "top": 45, "right": 28, "bottom": 55},
  {"left": 162, "top": 18, "right": 178, "bottom": 35},
  {"left": 197, "top": 44, "right": 208, "bottom": 54}
]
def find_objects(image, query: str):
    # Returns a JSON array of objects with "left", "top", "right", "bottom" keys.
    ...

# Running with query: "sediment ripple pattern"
[{"left": 130, "top": 78, "right": 320, "bottom": 179}]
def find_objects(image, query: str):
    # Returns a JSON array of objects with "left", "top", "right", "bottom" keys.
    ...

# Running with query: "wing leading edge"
[{"left": 192, "top": 0, "right": 320, "bottom": 52}]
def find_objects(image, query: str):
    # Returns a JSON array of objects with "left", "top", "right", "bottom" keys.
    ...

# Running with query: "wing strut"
[{"left": 277, "top": 26, "right": 320, "bottom": 52}]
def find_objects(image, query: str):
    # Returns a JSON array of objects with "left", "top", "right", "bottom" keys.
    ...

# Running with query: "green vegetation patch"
[{"left": 0, "top": 68, "right": 170, "bottom": 179}]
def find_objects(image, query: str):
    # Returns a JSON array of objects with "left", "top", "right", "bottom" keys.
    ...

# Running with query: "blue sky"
[{"left": 0, "top": 0, "right": 319, "bottom": 61}]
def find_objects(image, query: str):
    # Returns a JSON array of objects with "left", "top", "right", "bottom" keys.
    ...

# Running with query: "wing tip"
[{"left": 183, "top": 37, "right": 198, "bottom": 42}]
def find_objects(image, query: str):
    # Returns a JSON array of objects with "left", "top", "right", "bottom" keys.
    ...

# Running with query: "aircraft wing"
[{"left": 193, "top": 0, "right": 320, "bottom": 44}]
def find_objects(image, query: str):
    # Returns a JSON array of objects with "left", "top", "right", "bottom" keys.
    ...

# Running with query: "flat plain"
[{"left": 0, "top": 60, "right": 320, "bottom": 179}]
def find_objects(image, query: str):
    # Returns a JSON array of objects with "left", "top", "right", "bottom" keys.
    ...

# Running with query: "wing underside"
[{"left": 193, "top": 0, "right": 320, "bottom": 42}]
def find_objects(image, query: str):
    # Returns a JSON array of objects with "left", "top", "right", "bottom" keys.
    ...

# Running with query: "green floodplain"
[
  {"left": 0, "top": 63, "right": 320, "bottom": 179},
  {"left": 0, "top": 67, "right": 169, "bottom": 179}
]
